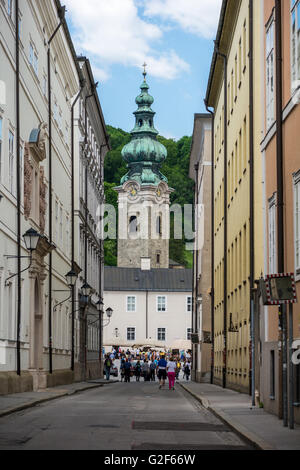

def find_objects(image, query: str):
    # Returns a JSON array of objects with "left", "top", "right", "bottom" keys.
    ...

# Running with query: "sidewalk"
[
  {"left": 0, "top": 378, "right": 118, "bottom": 419},
  {"left": 179, "top": 381, "right": 300, "bottom": 450}
]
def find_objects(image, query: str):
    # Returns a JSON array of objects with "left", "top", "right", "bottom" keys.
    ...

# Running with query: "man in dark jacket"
[
  {"left": 104, "top": 355, "right": 112, "bottom": 381},
  {"left": 124, "top": 358, "right": 132, "bottom": 383}
]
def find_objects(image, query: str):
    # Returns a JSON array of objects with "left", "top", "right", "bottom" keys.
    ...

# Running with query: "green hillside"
[{"left": 104, "top": 125, "right": 194, "bottom": 268}]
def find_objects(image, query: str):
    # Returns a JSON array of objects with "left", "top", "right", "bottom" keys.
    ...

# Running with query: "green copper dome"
[{"left": 120, "top": 70, "right": 168, "bottom": 186}]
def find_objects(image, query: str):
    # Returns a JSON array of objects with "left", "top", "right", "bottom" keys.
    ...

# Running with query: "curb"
[
  {"left": 179, "top": 383, "right": 274, "bottom": 451},
  {"left": 0, "top": 382, "right": 104, "bottom": 419}
]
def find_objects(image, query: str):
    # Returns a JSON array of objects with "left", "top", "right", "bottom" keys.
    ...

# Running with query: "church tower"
[{"left": 116, "top": 68, "right": 173, "bottom": 269}]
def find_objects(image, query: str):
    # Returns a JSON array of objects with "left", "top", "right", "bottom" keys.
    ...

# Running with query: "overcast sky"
[{"left": 65, "top": 0, "right": 222, "bottom": 140}]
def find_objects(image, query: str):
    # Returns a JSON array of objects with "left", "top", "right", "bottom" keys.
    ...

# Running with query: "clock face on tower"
[
  {"left": 129, "top": 184, "right": 138, "bottom": 199},
  {"left": 156, "top": 187, "right": 162, "bottom": 198}
]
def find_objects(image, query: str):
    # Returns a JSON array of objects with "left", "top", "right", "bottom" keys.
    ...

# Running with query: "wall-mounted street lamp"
[
  {"left": 5, "top": 228, "right": 41, "bottom": 286},
  {"left": 53, "top": 270, "right": 78, "bottom": 312}
]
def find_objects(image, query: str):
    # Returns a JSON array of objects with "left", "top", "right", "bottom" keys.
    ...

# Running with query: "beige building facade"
[{"left": 189, "top": 114, "right": 212, "bottom": 383}]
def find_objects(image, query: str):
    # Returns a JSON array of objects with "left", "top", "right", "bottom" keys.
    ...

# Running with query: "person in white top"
[{"left": 166, "top": 357, "right": 177, "bottom": 390}]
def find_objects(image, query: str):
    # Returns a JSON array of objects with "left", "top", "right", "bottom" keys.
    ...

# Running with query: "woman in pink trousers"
[{"left": 167, "top": 357, "right": 177, "bottom": 390}]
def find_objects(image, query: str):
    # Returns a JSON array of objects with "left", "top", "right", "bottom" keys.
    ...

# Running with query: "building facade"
[
  {"left": 73, "top": 58, "right": 110, "bottom": 381},
  {"left": 189, "top": 114, "right": 212, "bottom": 383},
  {"left": 0, "top": 0, "right": 107, "bottom": 393},
  {"left": 258, "top": 0, "right": 300, "bottom": 423},
  {"left": 103, "top": 267, "right": 192, "bottom": 351},
  {"left": 205, "top": 0, "right": 264, "bottom": 394}
]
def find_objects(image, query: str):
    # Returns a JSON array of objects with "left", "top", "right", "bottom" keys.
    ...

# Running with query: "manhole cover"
[
  {"left": 89, "top": 424, "right": 120, "bottom": 429},
  {"left": 132, "top": 421, "right": 229, "bottom": 432}
]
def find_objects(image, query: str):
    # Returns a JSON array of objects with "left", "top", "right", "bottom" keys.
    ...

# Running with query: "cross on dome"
[{"left": 142, "top": 62, "right": 147, "bottom": 81}]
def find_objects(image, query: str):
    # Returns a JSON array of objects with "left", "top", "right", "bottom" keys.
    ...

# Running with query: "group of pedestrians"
[{"left": 119, "top": 353, "right": 191, "bottom": 390}]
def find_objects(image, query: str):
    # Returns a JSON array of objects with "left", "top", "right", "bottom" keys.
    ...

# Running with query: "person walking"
[
  {"left": 124, "top": 358, "right": 132, "bottom": 383},
  {"left": 120, "top": 358, "right": 125, "bottom": 382},
  {"left": 184, "top": 360, "right": 191, "bottom": 381},
  {"left": 142, "top": 360, "right": 150, "bottom": 381},
  {"left": 135, "top": 360, "right": 141, "bottom": 382},
  {"left": 167, "top": 357, "right": 177, "bottom": 390},
  {"left": 150, "top": 360, "right": 156, "bottom": 381},
  {"left": 176, "top": 359, "right": 181, "bottom": 381},
  {"left": 157, "top": 354, "right": 167, "bottom": 389},
  {"left": 104, "top": 355, "right": 112, "bottom": 381}
]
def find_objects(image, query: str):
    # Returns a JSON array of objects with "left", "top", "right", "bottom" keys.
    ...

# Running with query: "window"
[
  {"left": 268, "top": 194, "right": 277, "bottom": 274},
  {"left": 187, "top": 296, "right": 192, "bottom": 312},
  {"left": 42, "top": 74, "right": 47, "bottom": 97},
  {"left": 127, "top": 296, "right": 136, "bottom": 312},
  {"left": 59, "top": 206, "right": 63, "bottom": 244},
  {"left": 156, "top": 215, "right": 162, "bottom": 235},
  {"left": 0, "top": 117, "right": 2, "bottom": 181},
  {"left": 129, "top": 215, "right": 138, "bottom": 234},
  {"left": 291, "top": 0, "right": 300, "bottom": 87},
  {"left": 294, "top": 171, "right": 300, "bottom": 275},
  {"left": 7, "top": 0, "right": 13, "bottom": 18},
  {"left": 156, "top": 253, "right": 160, "bottom": 265},
  {"left": 266, "top": 19, "right": 275, "bottom": 129},
  {"left": 55, "top": 200, "right": 59, "bottom": 243},
  {"left": 187, "top": 328, "right": 192, "bottom": 340},
  {"left": 157, "top": 296, "right": 166, "bottom": 312},
  {"left": 157, "top": 328, "right": 166, "bottom": 341},
  {"left": 8, "top": 130, "right": 14, "bottom": 194},
  {"left": 127, "top": 327, "right": 135, "bottom": 341},
  {"left": 29, "top": 43, "right": 38, "bottom": 76}
]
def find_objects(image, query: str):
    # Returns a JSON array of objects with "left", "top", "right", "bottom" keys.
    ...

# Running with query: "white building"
[
  {"left": 73, "top": 57, "right": 110, "bottom": 380},
  {"left": 103, "top": 266, "right": 192, "bottom": 351}
]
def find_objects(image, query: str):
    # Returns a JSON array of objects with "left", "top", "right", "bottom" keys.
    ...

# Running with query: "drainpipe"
[
  {"left": 194, "top": 163, "right": 200, "bottom": 381},
  {"left": 70, "top": 80, "right": 85, "bottom": 372},
  {"left": 249, "top": 0, "right": 255, "bottom": 404},
  {"left": 15, "top": 0, "right": 21, "bottom": 376},
  {"left": 205, "top": 102, "right": 215, "bottom": 385},
  {"left": 215, "top": 47, "right": 228, "bottom": 389},
  {"left": 47, "top": 5, "right": 66, "bottom": 375},
  {"left": 275, "top": 0, "right": 287, "bottom": 426}
]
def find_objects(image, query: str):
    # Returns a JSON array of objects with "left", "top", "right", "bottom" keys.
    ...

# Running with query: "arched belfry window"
[
  {"left": 129, "top": 215, "right": 138, "bottom": 233},
  {"left": 138, "top": 119, "right": 143, "bottom": 128},
  {"left": 156, "top": 215, "right": 162, "bottom": 235}
]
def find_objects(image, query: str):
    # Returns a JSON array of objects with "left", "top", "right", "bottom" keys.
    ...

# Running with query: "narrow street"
[{"left": 0, "top": 381, "right": 253, "bottom": 451}]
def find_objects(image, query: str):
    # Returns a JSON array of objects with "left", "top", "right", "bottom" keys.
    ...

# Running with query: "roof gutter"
[{"left": 205, "top": 0, "right": 228, "bottom": 106}]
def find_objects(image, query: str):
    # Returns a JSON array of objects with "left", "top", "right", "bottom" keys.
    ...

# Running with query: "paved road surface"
[{"left": 0, "top": 381, "right": 254, "bottom": 450}]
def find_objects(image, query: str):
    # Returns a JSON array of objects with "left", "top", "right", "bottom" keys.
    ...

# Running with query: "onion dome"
[{"left": 120, "top": 66, "right": 168, "bottom": 186}]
